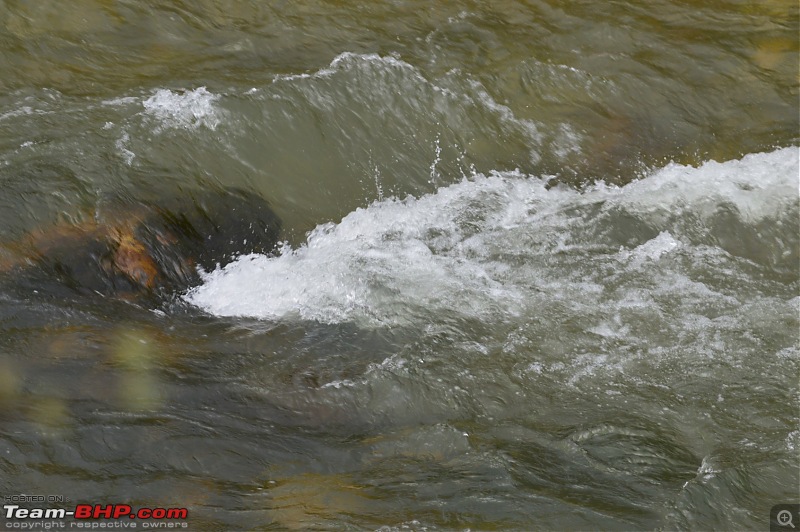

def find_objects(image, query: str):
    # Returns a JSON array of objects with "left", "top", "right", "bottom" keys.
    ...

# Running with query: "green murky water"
[{"left": 0, "top": 1, "right": 798, "bottom": 530}]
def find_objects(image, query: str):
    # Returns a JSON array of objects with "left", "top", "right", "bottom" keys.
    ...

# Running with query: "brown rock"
[{"left": 0, "top": 187, "right": 281, "bottom": 301}]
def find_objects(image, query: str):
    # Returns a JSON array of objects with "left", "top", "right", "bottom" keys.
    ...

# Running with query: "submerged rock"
[{"left": 0, "top": 187, "right": 281, "bottom": 301}]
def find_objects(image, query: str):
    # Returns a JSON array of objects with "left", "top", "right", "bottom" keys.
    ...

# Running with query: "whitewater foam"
[
  {"left": 185, "top": 147, "right": 799, "bottom": 326},
  {"left": 142, "top": 87, "right": 221, "bottom": 130}
]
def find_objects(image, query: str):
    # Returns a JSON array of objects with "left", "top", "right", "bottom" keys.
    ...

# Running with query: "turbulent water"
[{"left": 0, "top": 1, "right": 798, "bottom": 530}]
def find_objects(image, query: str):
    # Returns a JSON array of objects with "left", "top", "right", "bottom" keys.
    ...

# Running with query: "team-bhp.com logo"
[{"left": 4, "top": 504, "right": 188, "bottom": 527}]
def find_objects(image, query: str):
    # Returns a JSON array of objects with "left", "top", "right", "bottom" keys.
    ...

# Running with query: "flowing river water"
[{"left": 0, "top": 1, "right": 798, "bottom": 530}]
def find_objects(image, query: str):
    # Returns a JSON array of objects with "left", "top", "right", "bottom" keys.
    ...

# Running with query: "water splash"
[
  {"left": 142, "top": 87, "right": 221, "bottom": 131},
  {"left": 186, "top": 147, "right": 798, "bottom": 328}
]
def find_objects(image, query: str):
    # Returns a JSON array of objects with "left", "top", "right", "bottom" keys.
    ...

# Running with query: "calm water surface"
[{"left": 0, "top": 1, "right": 798, "bottom": 530}]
